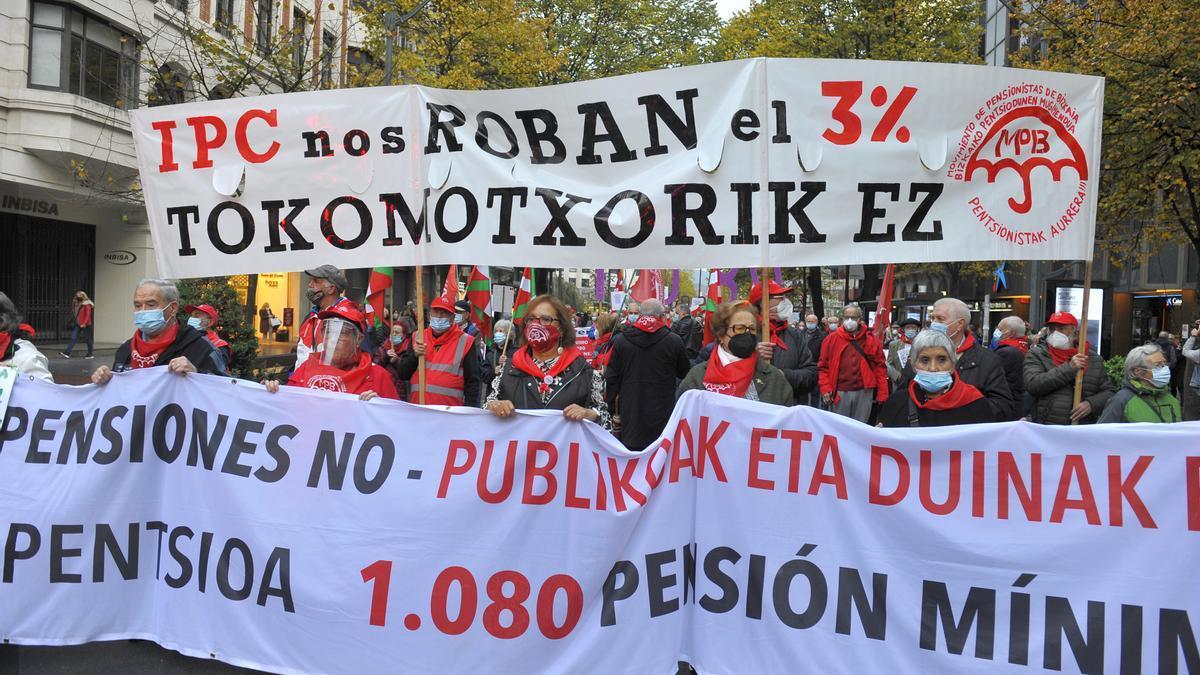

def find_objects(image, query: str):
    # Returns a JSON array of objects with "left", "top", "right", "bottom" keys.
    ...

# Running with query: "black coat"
[
  {"left": 903, "top": 341, "right": 1016, "bottom": 422},
  {"left": 604, "top": 326, "right": 691, "bottom": 450},
  {"left": 670, "top": 315, "right": 703, "bottom": 361},
  {"left": 993, "top": 345, "right": 1026, "bottom": 421},
  {"left": 497, "top": 352, "right": 592, "bottom": 411},
  {"left": 878, "top": 386, "right": 995, "bottom": 427},
  {"left": 771, "top": 324, "right": 818, "bottom": 402},
  {"left": 114, "top": 322, "right": 228, "bottom": 376}
]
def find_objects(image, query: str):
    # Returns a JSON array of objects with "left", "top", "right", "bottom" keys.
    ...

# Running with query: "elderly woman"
[
  {"left": 264, "top": 304, "right": 399, "bottom": 400},
  {"left": 0, "top": 292, "right": 52, "bottom": 382},
  {"left": 485, "top": 295, "right": 610, "bottom": 426},
  {"left": 1097, "top": 344, "right": 1181, "bottom": 423},
  {"left": 482, "top": 318, "right": 517, "bottom": 396},
  {"left": 677, "top": 302, "right": 793, "bottom": 405},
  {"left": 878, "top": 330, "right": 994, "bottom": 427}
]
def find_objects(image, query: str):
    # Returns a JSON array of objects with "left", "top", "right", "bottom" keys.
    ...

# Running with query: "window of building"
[
  {"left": 164, "top": 0, "right": 188, "bottom": 11},
  {"left": 320, "top": 30, "right": 335, "bottom": 87},
  {"left": 254, "top": 0, "right": 273, "bottom": 55},
  {"left": 291, "top": 9, "right": 307, "bottom": 73},
  {"left": 149, "top": 63, "right": 189, "bottom": 106},
  {"left": 28, "top": 2, "right": 139, "bottom": 109},
  {"left": 214, "top": 0, "right": 234, "bottom": 35}
]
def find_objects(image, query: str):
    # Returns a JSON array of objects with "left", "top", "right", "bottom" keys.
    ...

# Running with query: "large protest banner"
[
  {"left": 2, "top": 369, "right": 1197, "bottom": 673},
  {"left": 130, "top": 58, "right": 1103, "bottom": 278}
]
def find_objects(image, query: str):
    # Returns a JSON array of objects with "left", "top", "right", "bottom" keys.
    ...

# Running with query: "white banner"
[
  {"left": 129, "top": 58, "right": 1104, "bottom": 278},
  {"left": 4, "top": 370, "right": 1195, "bottom": 674}
]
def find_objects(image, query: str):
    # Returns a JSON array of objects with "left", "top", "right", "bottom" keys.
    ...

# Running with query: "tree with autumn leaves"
[{"left": 1012, "top": 0, "right": 1200, "bottom": 272}]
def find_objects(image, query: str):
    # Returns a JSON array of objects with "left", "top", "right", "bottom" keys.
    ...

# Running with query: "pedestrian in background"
[
  {"left": 886, "top": 317, "right": 921, "bottom": 388},
  {"left": 60, "top": 290, "right": 94, "bottom": 359},
  {"left": 0, "top": 291, "right": 52, "bottom": 382},
  {"left": 1181, "top": 320, "right": 1200, "bottom": 421}
]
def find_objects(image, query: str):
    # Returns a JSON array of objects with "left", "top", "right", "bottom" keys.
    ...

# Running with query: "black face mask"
[{"left": 728, "top": 332, "right": 758, "bottom": 359}]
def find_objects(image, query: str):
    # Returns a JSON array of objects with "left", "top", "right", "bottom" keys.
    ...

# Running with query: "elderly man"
[
  {"left": 267, "top": 304, "right": 399, "bottom": 400},
  {"left": 296, "top": 264, "right": 355, "bottom": 369},
  {"left": 989, "top": 315, "right": 1029, "bottom": 419},
  {"left": 749, "top": 280, "right": 818, "bottom": 406},
  {"left": 906, "top": 297, "right": 1016, "bottom": 422},
  {"left": 818, "top": 304, "right": 888, "bottom": 422},
  {"left": 92, "top": 278, "right": 227, "bottom": 384},
  {"left": 670, "top": 301, "right": 703, "bottom": 361},
  {"left": 1024, "top": 311, "right": 1113, "bottom": 425},
  {"left": 185, "top": 303, "right": 232, "bottom": 365},
  {"left": 1098, "top": 344, "right": 1181, "bottom": 423},
  {"left": 605, "top": 298, "right": 691, "bottom": 450},
  {"left": 396, "top": 295, "right": 482, "bottom": 406}
]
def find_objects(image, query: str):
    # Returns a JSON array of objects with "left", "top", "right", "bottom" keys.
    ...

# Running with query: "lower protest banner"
[{"left": 1, "top": 369, "right": 1198, "bottom": 674}]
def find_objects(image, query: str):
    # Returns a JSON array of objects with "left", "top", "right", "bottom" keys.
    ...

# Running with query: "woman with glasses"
[
  {"left": 676, "top": 302, "right": 793, "bottom": 406},
  {"left": 485, "top": 295, "right": 611, "bottom": 427}
]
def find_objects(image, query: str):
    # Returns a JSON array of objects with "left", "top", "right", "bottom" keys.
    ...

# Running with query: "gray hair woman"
[
  {"left": 0, "top": 292, "right": 53, "bottom": 382},
  {"left": 1097, "top": 344, "right": 1181, "bottom": 423},
  {"left": 877, "top": 329, "right": 994, "bottom": 427}
]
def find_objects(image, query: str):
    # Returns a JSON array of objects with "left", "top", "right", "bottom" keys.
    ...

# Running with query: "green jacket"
[
  {"left": 677, "top": 356, "right": 795, "bottom": 406},
  {"left": 1097, "top": 380, "right": 1181, "bottom": 424}
]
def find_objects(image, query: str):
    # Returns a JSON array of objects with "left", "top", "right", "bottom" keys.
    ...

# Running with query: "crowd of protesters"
[{"left": 2, "top": 267, "right": 1198, "bottom": 444}]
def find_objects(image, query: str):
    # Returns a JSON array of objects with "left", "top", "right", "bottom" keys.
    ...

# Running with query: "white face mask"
[
  {"left": 843, "top": 318, "right": 859, "bottom": 332},
  {"left": 1046, "top": 330, "right": 1072, "bottom": 349},
  {"left": 773, "top": 298, "right": 793, "bottom": 320}
]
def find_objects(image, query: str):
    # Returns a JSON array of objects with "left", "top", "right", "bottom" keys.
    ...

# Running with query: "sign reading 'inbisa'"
[{"left": 129, "top": 58, "right": 1104, "bottom": 278}]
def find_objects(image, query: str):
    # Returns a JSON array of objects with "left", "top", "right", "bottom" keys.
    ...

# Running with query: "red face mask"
[{"left": 524, "top": 322, "right": 560, "bottom": 351}]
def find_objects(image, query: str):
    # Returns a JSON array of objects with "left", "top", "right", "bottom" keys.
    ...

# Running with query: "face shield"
[{"left": 320, "top": 318, "right": 362, "bottom": 367}]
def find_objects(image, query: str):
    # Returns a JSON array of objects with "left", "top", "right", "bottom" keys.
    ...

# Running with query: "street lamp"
[{"left": 383, "top": 0, "right": 431, "bottom": 86}]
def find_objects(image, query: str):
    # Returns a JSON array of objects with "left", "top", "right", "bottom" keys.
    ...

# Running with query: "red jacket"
[
  {"left": 818, "top": 326, "right": 889, "bottom": 402},
  {"left": 75, "top": 302, "right": 93, "bottom": 327}
]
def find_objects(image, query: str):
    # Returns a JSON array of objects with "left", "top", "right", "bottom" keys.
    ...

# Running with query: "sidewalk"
[{"left": 40, "top": 342, "right": 121, "bottom": 385}]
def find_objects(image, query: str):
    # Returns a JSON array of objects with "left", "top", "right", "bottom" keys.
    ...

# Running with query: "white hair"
[
  {"left": 842, "top": 303, "right": 862, "bottom": 318},
  {"left": 137, "top": 277, "right": 179, "bottom": 305},
  {"left": 640, "top": 298, "right": 667, "bottom": 317},
  {"left": 911, "top": 329, "right": 958, "bottom": 365},
  {"left": 934, "top": 297, "right": 970, "bottom": 324},
  {"left": 998, "top": 315, "right": 1025, "bottom": 336},
  {"left": 1125, "top": 344, "right": 1162, "bottom": 378}
]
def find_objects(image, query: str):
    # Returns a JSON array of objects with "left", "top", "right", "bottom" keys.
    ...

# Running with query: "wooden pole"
[
  {"left": 760, "top": 267, "right": 771, "bottom": 339},
  {"left": 1070, "top": 257, "right": 1095, "bottom": 423},
  {"left": 415, "top": 266, "right": 427, "bottom": 404}
]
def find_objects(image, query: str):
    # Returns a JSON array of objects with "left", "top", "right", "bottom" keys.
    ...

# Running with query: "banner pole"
[
  {"left": 415, "top": 266, "right": 427, "bottom": 404},
  {"left": 1070, "top": 256, "right": 1095, "bottom": 424},
  {"left": 760, "top": 266, "right": 771, "bottom": 339}
]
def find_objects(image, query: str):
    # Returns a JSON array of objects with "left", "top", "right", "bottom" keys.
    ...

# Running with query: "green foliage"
[
  {"left": 1014, "top": 0, "right": 1200, "bottom": 270},
  {"left": 1104, "top": 354, "right": 1126, "bottom": 389},
  {"left": 177, "top": 277, "right": 260, "bottom": 377}
]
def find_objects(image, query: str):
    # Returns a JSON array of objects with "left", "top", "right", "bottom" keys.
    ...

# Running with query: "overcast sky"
[{"left": 715, "top": 0, "right": 751, "bottom": 19}]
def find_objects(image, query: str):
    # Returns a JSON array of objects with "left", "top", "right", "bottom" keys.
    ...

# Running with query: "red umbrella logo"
[{"left": 965, "top": 106, "right": 1088, "bottom": 214}]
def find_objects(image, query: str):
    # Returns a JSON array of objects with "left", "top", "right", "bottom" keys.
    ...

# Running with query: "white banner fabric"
[
  {"left": 4, "top": 369, "right": 1196, "bottom": 674},
  {"left": 129, "top": 58, "right": 1104, "bottom": 278}
]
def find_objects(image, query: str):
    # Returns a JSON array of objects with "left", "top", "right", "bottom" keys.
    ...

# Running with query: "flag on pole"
[
  {"left": 614, "top": 269, "right": 625, "bottom": 293},
  {"left": 512, "top": 267, "right": 534, "bottom": 325},
  {"left": 873, "top": 264, "right": 895, "bottom": 340},
  {"left": 992, "top": 262, "right": 1008, "bottom": 293},
  {"left": 465, "top": 266, "right": 493, "bottom": 344},
  {"left": 630, "top": 269, "right": 661, "bottom": 302},
  {"left": 594, "top": 269, "right": 605, "bottom": 302},
  {"left": 441, "top": 264, "right": 460, "bottom": 304},
  {"left": 365, "top": 267, "right": 393, "bottom": 327},
  {"left": 702, "top": 268, "right": 722, "bottom": 346}
]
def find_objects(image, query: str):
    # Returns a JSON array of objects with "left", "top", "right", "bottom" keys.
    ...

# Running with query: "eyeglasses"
[
  {"left": 526, "top": 315, "right": 560, "bottom": 325},
  {"left": 728, "top": 324, "right": 756, "bottom": 335}
]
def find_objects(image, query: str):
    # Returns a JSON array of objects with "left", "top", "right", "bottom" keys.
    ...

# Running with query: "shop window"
[{"left": 28, "top": 2, "right": 139, "bottom": 109}]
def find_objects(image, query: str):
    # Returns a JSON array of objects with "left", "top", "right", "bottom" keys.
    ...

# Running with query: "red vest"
[{"left": 410, "top": 325, "right": 474, "bottom": 406}]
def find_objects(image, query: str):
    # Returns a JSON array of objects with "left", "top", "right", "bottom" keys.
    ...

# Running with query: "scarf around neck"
[
  {"left": 702, "top": 346, "right": 756, "bottom": 398},
  {"left": 512, "top": 345, "right": 583, "bottom": 395},
  {"left": 130, "top": 323, "right": 180, "bottom": 369}
]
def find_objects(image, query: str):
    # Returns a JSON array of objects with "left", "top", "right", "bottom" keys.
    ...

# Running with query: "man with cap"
[
  {"left": 396, "top": 294, "right": 482, "bottom": 406},
  {"left": 1023, "top": 311, "right": 1113, "bottom": 425},
  {"left": 886, "top": 317, "right": 921, "bottom": 387},
  {"left": 749, "top": 279, "right": 817, "bottom": 406},
  {"left": 92, "top": 277, "right": 228, "bottom": 385},
  {"left": 185, "top": 303, "right": 232, "bottom": 365},
  {"left": 265, "top": 304, "right": 399, "bottom": 400},
  {"left": 296, "top": 264, "right": 355, "bottom": 369}
]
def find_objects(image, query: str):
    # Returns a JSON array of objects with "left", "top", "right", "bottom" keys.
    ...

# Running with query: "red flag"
[
  {"left": 873, "top": 264, "right": 895, "bottom": 340},
  {"left": 512, "top": 267, "right": 534, "bottom": 325},
  {"left": 702, "top": 269, "right": 721, "bottom": 346},
  {"left": 440, "top": 264, "right": 460, "bottom": 306},
  {"left": 365, "top": 267, "right": 393, "bottom": 327},
  {"left": 614, "top": 269, "right": 625, "bottom": 293},
  {"left": 630, "top": 269, "right": 661, "bottom": 302}
]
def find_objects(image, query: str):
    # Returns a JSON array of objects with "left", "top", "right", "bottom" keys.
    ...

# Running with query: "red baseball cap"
[
  {"left": 184, "top": 304, "right": 218, "bottom": 323},
  {"left": 430, "top": 296, "right": 457, "bottom": 314},
  {"left": 317, "top": 303, "right": 366, "bottom": 332},
  {"left": 1046, "top": 311, "right": 1078, "bottom": 327},
  {"left": 748, "top": 280, "right": 793, "bottom": 306}
]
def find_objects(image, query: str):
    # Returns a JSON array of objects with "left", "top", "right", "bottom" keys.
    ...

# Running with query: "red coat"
[
  {"left": 75, "top": 302, "right": 93, "bottom": 327},
  {"left": 818, "top": 327, "right": 889, "bottom": 403},
  {"left": 288, "top": 352, "right": 400, "bottom": 399}
]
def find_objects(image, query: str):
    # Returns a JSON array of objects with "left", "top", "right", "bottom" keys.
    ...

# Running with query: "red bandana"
[
  {"left": 129, "top": 323, "right": 180, "bottom": 369},
  {"left": 633, "top": 315, "right": 666, "bottom": 333},
  {"left": 512, "top": 346, "right": 584, "bottom": 394},
  {"left": 998, "top": 337, "right": 1029, "bottom": 354},
  {"left": 955, "top": 331, "right": 976, "bottom": 354},
  {"left": 769, "top": 320, "right": 790, "bottom": 350},
  {"left": 1048, "top": 342, "right": 1091, "bottom": 367},
  {"left": 909, "top": 373, "right": 984, "bottom": 411},
  {"left": 293, "top": 351, "right": 374, "bottom": 394},
  {"left": 0, "top": 332, "right": 11, "bottom": 361},
  {"left": 702, "top": 348, "right": 757, "bottom": 398}
]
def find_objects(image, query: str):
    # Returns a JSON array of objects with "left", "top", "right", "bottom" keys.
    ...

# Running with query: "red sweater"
[{"left": 818, "top": 327, "right": 888, "bottom": 402}]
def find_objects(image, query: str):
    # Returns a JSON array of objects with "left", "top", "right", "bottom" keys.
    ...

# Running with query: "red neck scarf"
[
  {"left": 702, "top": 348, "right": 757, "bottom": 398},
  {"left": 591, "top": 333, "right": 613, "bottom": 370},
  {"left": 955, "top": 331, "right": 976, "bottom": 354},
  {"left": 205, "top": 330, "right": 230, "bottom": 349},
  {"left": 838, "top": 325, "right": 867, "bottom": 342},
  {"left": 1048, "top": 342, "right": 1091, "bottom": 366},
  {"left": 997, "top": 337, "right": 1029, "bottom": 354},
  {"left": 512, "top": 345, "right": 584, "bottom": 394},
  {"left": 424, "top": 324, "right": 464, "bottom": 350},
  {"left": 129, "top": 323, "right": 180, "bottom": 369},
  {"left": 297, "top": 351, "right": 374, "bottom": 394},
  {"left": 0, "top": 332, "right": 12, "bottom": 361},
  {"left": 769, "top": 320, "right": 790, "bottom": 350},
  {"left": 633, "top": 315, "right": 666, "bottom": 333},
  {"left": 909, "top": 373, "right": 984, "bottom": 411}
]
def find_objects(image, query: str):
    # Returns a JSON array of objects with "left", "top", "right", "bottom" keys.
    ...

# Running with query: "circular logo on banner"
[
  {"left": 948, "top": 83, "right": 1089, "bottom": 246},
  {"left": 306, "top": 374, "right": 346, "bottom": 392}
]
